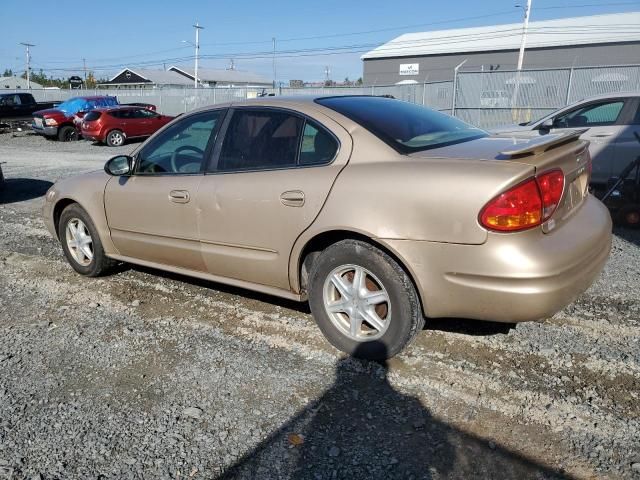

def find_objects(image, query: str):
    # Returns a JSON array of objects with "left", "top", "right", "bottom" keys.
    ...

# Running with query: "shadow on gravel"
[
  {"left": 426, "top": 317, "right": 515, "bottom": 336},
  {"left": 222, "top": 342, "right": 571, "bottom": 480},
  {"left": 614, "top": 226, "right": 640, "bottom": 248},
  {"left": 126, "top": 264, "right": 311, "bottom": 314},
  {"left": 0, "top": 178, "right": 53, "bottom": 205}
]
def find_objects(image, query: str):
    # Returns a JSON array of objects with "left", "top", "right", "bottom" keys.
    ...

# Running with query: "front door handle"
[
  {"left": 169, "top": 190, "right": 190, "bottom": 203},
  {"left": 280, "top": 190, "right": 305, "bottom": 207},
  {"left": 591, "top": 132, "right": 615, "bottom": 138}
]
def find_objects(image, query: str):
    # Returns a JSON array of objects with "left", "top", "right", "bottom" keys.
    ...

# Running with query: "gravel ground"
[{"left": 0, "top": 131, "right": 639, "bottom": 480}]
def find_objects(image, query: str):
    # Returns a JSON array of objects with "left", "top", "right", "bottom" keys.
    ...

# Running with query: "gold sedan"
[{"left": 43, "top": 96, "right": 612, "bottom": 359}]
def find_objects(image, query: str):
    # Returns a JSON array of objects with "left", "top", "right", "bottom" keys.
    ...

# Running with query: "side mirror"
[
  {"left": 539, "top": 118, "right": 554, "bottom": 131},
  {"left": 104, "top": 155, "right": 133, "bottom": 176}
]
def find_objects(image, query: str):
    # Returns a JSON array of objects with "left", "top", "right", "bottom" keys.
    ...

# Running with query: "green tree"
[{"left": 2, "top": 68, "right": 13, "bottom": 77}]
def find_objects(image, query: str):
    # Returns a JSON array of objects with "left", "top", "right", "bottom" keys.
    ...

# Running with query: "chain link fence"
[{"left": 9, "top": 64, "right": 639, "bottom": 129}]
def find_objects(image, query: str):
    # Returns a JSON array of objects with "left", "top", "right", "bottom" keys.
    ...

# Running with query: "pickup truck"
[
  {"left": 0, "top": 93, "right": 57, "bottom": 124},
  {"left": 32, "top": 96, "right": 155, "bottom": 142}
]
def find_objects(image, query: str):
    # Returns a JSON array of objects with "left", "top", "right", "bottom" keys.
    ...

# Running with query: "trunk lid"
[{"left": 411, "top": 130, "right": 592, "bottom": 232}]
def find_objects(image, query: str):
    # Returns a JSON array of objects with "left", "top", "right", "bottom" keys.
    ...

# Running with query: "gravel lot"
[{"left": 0, "top": 131, "right": 639, "bottom": 480}]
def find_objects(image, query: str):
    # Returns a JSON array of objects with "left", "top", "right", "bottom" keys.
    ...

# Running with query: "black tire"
[
  {"left": 308, "top": 239, "right": 424, "bottom": 360},
  {"left": 58, "top": 203, "right": 116, "bottom": 277},
  {"left": 618, "top": 204, "right": 640, "bottom": 228},
  {"left": 106, "top": 129, "right": 125, "bottom": 147},
  {"left": 57, "top": 125, "right": 78, "bottom": 142}
]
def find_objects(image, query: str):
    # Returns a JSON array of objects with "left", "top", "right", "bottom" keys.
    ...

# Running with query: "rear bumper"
[
  {"left": 81, "top": 131, "right": 102, "bottom": 142},
  {"left": 381, "top": 195, "right": 612, "bottom": 322}
]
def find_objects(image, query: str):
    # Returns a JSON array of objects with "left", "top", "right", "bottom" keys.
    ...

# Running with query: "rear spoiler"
[{"left": 496, "top": 129, "right": 588, "bottom": 157}]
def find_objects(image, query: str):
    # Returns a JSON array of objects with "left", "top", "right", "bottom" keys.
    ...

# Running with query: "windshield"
[{"left": 316, "top": 96, "right": 487, "bottom": 153}]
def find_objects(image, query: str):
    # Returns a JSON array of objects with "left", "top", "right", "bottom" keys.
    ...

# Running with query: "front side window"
[
  {"left": 218, "top": 110, "right": 304, "bottom": 171},
  {"left": 316, "top": 96, "right": 486, "bottom": 153},
  {"left": 554, "top": 100, "right": 624, "bottom": 128},
  {"left": 133, "top": 108, "right": 158, "bottom": 118},
  {"left": 136, "top": 110, "right": 222, "bottom": 175}
]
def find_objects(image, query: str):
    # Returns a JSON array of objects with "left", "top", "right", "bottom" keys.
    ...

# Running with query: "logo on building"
[{"left": 399, "top": 63, "right": 419, "bottom": 76}]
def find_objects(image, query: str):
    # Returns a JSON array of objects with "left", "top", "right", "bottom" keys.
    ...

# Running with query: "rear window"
[
  {"left": 84, "top": 111, "right": 102, "bottom": 121},
  {"left": 316, "top": 96, "right": 486, "bottom": 153}
]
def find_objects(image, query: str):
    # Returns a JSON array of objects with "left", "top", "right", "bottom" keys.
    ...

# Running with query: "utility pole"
[
  {"left": 324, "top": 66, "right": 330, "bottom": 83},
  {"left": 19, "top": 42, "right": 35, "bottom": 89},
  {"left": 83, "top": 58, "right": 87, "bottom": 83},
  {"left": 512, "top": 0, "right": 532, "bottom": 115},
  {"left": 193, "top": 22, "right": 204, "bottom": 89},
  {"left": 272, "top": 37, "right": 277, "bottom": 89},
  {"left": 516, "top": 0, "right": 532, "bottom": 71}
]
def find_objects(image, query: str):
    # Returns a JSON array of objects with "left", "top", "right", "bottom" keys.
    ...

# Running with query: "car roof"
[{"left": 575, "top": 91, "right": 640, "bottom": 102}]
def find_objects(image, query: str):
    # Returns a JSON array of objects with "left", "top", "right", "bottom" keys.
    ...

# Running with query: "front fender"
[{"left": 44, "top": 171, "right": 119, "bottom": 255}]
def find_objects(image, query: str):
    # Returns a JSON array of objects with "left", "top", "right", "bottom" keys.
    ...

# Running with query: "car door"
[
  {"left": 197, "top": 107, "right": 352, "bottom": 290},
  {"left": 611, "top": 98, "right": 640, "bottom": 180},
  {"left": 136, "top": 108, "right": 162, "bottom": 136},
  {"left": 549, "top": 98, "right": 630, "bottom": 185},
  {"left": 104, "top": 109, "right": 225, "bottom": 271}
]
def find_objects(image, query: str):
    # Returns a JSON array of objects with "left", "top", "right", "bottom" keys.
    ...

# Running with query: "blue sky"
[{"left": 1, "top": 0, "right": 639, "bottom": 82}]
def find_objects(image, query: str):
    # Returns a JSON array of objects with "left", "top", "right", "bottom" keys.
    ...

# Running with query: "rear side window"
[
  {"left": 218, "top": 110, "right": 303, "bottom": 171},
  {"left": 84, "top": 111, "right": 102, "bottom": 121},
  {"left": 300, "top": 121, "right": 338, "bottom": 165},
  {"left": 316, "top": 96, "right": 486, "bottom": 153}
]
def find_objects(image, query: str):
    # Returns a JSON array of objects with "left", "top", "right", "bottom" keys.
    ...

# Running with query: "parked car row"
[{"left": 31, "top": 95, "right": 173, "bottom": 145}]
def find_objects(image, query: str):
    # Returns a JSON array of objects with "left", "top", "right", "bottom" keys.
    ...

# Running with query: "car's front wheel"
[
  {"left": 59, "top": 204, "right": 115, "bottom": 277},
  {"left": 58, "top": 125, "right": 77, "bottom": 142},
  {"left": 308, "top": 239, "right": 424, "bottom": 360}
]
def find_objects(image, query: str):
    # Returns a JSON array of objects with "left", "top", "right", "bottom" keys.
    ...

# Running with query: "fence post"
[
  {"left": 451, "top": 60, "right": 467, "bottom": 116},
  {"left": 565, "top": 67, "right": 574, "bottom": 106}
]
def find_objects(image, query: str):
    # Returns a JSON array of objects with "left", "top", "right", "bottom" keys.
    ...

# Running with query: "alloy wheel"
[
  {"left": 322, "top": 264, "right": 391, "bottom": 341},
  {"left": 109, "top": 132, "right": 124, "bottom": 146},
  {"left": 65, "top": 218, "right": 94, "bottom": 266}
]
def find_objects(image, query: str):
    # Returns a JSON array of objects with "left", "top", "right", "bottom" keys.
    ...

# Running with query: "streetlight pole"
[
  {"left": 272, "top": 37, "right": 277, "bottom": 89},
  {"left": 19, "top": 42, "right": 35, "bottom": 89},
  {"left": 516, "top": 0, "right": 532, "bottom": 71},
  {"left": 193, "top": 22, "right": 204, "bottom": 89}
]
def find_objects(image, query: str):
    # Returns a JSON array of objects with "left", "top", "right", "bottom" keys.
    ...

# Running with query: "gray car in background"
[{"left": 492, "top": 93, "right": 640, "bottom": 191}]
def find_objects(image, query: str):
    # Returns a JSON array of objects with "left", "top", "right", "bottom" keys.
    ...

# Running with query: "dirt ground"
[{"left": 0, "top": 132, "right": 639, "bottom": 480}]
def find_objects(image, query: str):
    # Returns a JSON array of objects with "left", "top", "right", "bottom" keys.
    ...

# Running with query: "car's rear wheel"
[
  {"left": 59, "top": 204, "right": 115, "bottom": 277},
  {"left": 308, "top": 239, "right": 424, "bottom": 360},
  {"left": 58, "top": 125, "right": 77, "bottom": 142},
  {"left": 106, "top": 130, "right": 125, "bottom": 147},
  {"left": 618, "top": 204, "right": 640, "bottom": 228}
]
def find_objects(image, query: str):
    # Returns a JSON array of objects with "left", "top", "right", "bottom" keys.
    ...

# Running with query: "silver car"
[{"left": 492, "top": 93, "right": 640, "bottom": 190}]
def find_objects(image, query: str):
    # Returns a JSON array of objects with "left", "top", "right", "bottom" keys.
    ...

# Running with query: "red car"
[
  {"left": 33, "top": 96, "right": 119, "bottom": 142},
  {"left": 81, "top": 106, "right": 174, "bottom": 147}
]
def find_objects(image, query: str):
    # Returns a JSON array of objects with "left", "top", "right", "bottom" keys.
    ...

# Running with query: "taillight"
[
  {"left": 480, "top": 169, "right": 564, "bottom": 232},
  {"left": 537, "top": 170, "right": 564, "bottom": 220}
]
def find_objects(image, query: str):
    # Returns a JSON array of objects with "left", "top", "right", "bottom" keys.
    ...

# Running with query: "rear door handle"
[
  {"left": 169, "top": 190, "right": 190, "bottom": 203},
  {"left": 280, "top": 190, "right": 305, "bottom": 207}
]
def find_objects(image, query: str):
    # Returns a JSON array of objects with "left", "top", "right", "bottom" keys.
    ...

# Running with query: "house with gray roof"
[{"left": 168, "top": 66, "right": 272, "bottom": 87}]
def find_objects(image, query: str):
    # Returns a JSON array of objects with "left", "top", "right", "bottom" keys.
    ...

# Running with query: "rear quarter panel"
[{"left": 289, "top": 130, "right": 535, "bottom": 291}]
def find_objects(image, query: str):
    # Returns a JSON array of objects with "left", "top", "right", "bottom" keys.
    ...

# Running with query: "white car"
[{"left": 492, "top": 93, "right": 640, "bottom": 189}]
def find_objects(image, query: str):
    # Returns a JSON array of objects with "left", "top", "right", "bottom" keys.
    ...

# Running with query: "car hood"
[{"left": 33, "top": 108, "right": 67, "bottom": 118}]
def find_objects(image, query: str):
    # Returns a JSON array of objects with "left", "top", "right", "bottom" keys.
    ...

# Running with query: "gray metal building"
[{"left": 362, "top": 12, "right": 640, "bottom": 85}]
